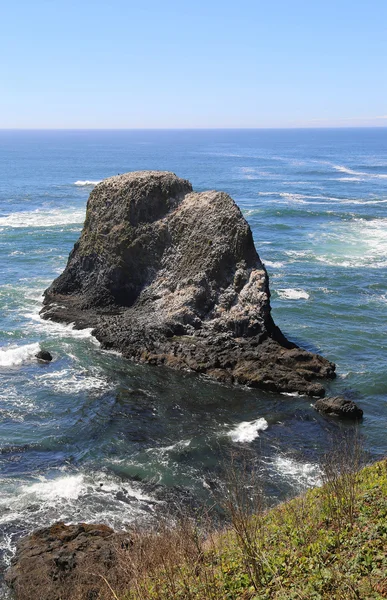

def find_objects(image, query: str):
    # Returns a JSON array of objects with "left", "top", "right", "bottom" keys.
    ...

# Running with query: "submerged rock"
[
  {"left": 314, "top": 396, "right": 363, "bottom": 419},
  {"left": 41, "top": 171, "right": 335, "bottom": 396},
  {"left": 5, "top": 522, "right": 127, "bottom": 600}
]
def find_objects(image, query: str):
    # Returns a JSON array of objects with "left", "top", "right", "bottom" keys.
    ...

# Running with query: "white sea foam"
[
  {"left": 264, "top": 260, "right": 285, "bottom": 268},
  {"left": 35, "top": 368, "right": 110, "bottom": 393},
  {"left": 24, "top": 305, "right": 99, "bottom": 342},
  {"left": 332, "top": 164, "right": 387, "bottom": 179},
  {"left": 0, "top": 342, "right": 40, "bottom": 367},
  {"left": 277, "top": 289, "right": 310, "bottom": 300},
  {"left": 285, "top": 250, "right": 310, "bottom": 258},
  {"left": 22, "top": 474, "right": 85, "bottom": 501},
  {"left": 0, "top": 385, "right": 36, "bottom": 413},
  {"left": 258, "top": 191, "right": 340, "bottom": 203},
  {"left": 228, "top": 417, "right": 268, "bottom": 443},
  {"left": 239, "top": 167, "right": 277, "bottom": 179},
  {"left": 0, "top": 471, "right": 156, "bottom": 532},
  {"left": 19, "top": 472, "right": 154, "bottom": 505},
  {"left": 0, "top": 208, "right": 85, "bottom": 228},
  {"left": 336, "top": 177, "right": 363, "bottom": 182},
  {"left": 257, "top": 190, "right": 387, "bottom": 206},
  {"left": 159, "top": 439, "right": 191, "bottom": 453},
  {"left": 274, "top": 456, "right": 322, "bottom": 488},
  {"left": 74, "top": 180, "right": 102, "bottom": 186},
  {"left": 311, "top": 217, "right": 387, "bottom": 269}
]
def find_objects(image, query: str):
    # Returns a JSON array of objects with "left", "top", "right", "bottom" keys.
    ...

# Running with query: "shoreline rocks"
[
  {"left": 41, "top": 171, "right": 335, "bottom": 397},
  {"left": 314, "top": 396, "right": 363, "bottom": 419},
  {"left": 5, "top": 522, "right": 127, "bottom": 600}
]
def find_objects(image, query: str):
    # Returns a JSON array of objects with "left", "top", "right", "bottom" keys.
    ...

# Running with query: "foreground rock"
[
  {"left": 5, "top": 522, "right": 128, "bottom": 600},
  {"left": 314, "top": 396, "right": 363, "bottom": 419},
  {"left": 41, "top": 171, "right": 335, "bottom": 396}
]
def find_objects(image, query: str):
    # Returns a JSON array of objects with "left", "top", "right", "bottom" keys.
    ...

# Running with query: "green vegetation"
[
  {"left": 113, "top": 457, "right": 387, "bottom": 600},
  {"left": 18, "top": 441, "right": 385, "bottom": 600}
]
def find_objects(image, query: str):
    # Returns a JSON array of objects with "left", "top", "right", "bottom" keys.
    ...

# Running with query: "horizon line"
[{"left": 1, "top": 125, "right": 387, "bottom": 132}]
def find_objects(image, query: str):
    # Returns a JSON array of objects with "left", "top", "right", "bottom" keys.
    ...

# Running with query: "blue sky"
[{"left": 1, "top": 0, "right": 386, "bottom": 128}]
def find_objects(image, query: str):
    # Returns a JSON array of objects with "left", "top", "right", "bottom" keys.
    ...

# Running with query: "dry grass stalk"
[{"left": 321, "top": 426, "right": 365, "bottom": 531}]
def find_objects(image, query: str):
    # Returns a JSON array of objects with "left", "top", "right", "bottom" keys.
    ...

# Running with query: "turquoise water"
[{"left": 1, "top": 128, "right": 386, "bottom": 579}]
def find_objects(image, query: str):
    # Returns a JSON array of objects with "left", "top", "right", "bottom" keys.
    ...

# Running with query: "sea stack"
[{"left": 41, "top": 171, "right": 335, "bottom": 396}]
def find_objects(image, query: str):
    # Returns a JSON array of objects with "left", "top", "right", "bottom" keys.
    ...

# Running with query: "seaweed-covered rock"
[{"left": 41, "top": 171, "right": 335, "bottom": 396}]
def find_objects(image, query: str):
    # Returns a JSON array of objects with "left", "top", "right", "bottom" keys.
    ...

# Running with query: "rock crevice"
[{"left": 42, "top": 171, "right": 335, "bottom": 396}]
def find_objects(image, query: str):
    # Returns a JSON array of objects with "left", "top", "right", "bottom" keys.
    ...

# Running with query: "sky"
[{"left": 1, "top": 0, "right": 386, "bottom": 129}]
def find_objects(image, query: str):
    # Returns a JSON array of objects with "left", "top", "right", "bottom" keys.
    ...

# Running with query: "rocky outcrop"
[
  {"left": 5, "top": 522, "right": 128, "bottom": 600},
  {"left": 314, "top": 396, "right": 363, "bottom": 419},
  {"left": 35, "top": 349, "right": 53, "bottom": 362},
  {"left": 41, "top": 171, "right": 335, "bottom": 396}
]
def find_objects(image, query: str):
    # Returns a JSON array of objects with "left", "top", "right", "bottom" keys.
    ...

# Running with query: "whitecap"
[
  {"left": 24, "top": 305, "right": 99, "bottom": 343},
  {"left": 21, "top": 474, "right": 85, "bottom": 501},
  {"left": 277, "top": 289, "right": 310, "bottom": 300},
  {"left": 74, "top": 180, "right": 102, "bottom": 187},
  {"left": 336, "top": 177, "right": 363, "bottom": 182},
  {"left": 257, "top": 191, "right": 387, "bottom": 206},
  {"left": 273, "top": 456, "right": 321, "bottom": 488},
  {"left": 264, "top": 260, "right": 284, "bottom": 268},
  {"left": 0, "top": 342, "right": 40, "bottom": 367},
  {"left": 0, "top": 471, "right": 156, "bottom": 528},
  {"left": 310, "top": 217, "right": 387, "bottom": 269},
  {"left": 0, "top": 208, "right": 85, "bottom": 228},
  {"left": 332, "top": 164, "right": 387, "bottom": 179},
  {"left": 35, "top": 368, "right": 110, "bottom": 394},
  {"left": 228, "top": 417, "right": 268, "bottom": 443}
]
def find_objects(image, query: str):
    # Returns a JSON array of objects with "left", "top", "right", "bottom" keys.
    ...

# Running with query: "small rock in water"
[
  {"left": 314, "top": 396, "right": 363, "bottom": 419},
  {"left": 35, "top": 349, "right": 53, "bottom": 362}
]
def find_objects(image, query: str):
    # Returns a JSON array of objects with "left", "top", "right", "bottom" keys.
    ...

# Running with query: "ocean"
[{"left": 0, "top": 128, "right": 386, "bottom": 585}]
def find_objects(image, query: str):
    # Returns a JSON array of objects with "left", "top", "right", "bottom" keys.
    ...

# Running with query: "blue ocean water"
[{"left": 0, "top": 128, "right": 386, "bottom": 580}]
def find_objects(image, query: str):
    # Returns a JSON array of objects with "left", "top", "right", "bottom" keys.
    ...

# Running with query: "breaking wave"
[
  {"left": 264, "top": 260, "right": 285, "bottom": 268},
  {"left": 74, "top": 180, "right": 102, "bottom": 186},
  {"left": 0, "top": 208, "right": 85, "bottom": 228},
  {"left": 273, "top": 456, "right": 322, "bottom": 488},
  {"left": 228, "top": 418, "right": 268, "bottom": 443},
  {"left": 0, "top": 342, "right": 40, "bottom": 367},
  {"left": 277, "top": 289, "right": 310, "bottom": 300}
]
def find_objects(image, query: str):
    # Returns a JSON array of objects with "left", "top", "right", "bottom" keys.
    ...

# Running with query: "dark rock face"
[
  {"left": 35, "top": 349, "right": 53, "bottom": 362},
  {"left": 41, "top": 171, "right": 335, "bottom": 396},
  {"left": 5, "top": 522, "right": 127, "bottom": 600},
  {"left": 314, "top": 396, "right": 363, "bottom": 419}
]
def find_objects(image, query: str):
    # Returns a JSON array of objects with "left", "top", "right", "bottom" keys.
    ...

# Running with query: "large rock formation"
[{"left": 42, "top": 171, "right": 335, "bottom": 396}]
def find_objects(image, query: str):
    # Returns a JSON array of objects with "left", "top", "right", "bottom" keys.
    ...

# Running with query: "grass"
[
  {"left": 12, "top": 451, "right": 387, "bottom": 600},
  {"left": 112, "top": 456, "right": 387, "bottom": 600}
]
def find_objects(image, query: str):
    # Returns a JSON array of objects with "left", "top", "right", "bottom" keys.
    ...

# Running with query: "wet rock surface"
[
  {"left": 35, "top": 350, "right": 53, "bottom": 362},
  {"left": 314, "top": 396, "right": 363, "bottom": 419},
  {"left": 5, "top": 522, "right": 128, "bottom": 600},
  {"left": 41, "top": 171, "right": 335, "bottom": 396}
]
